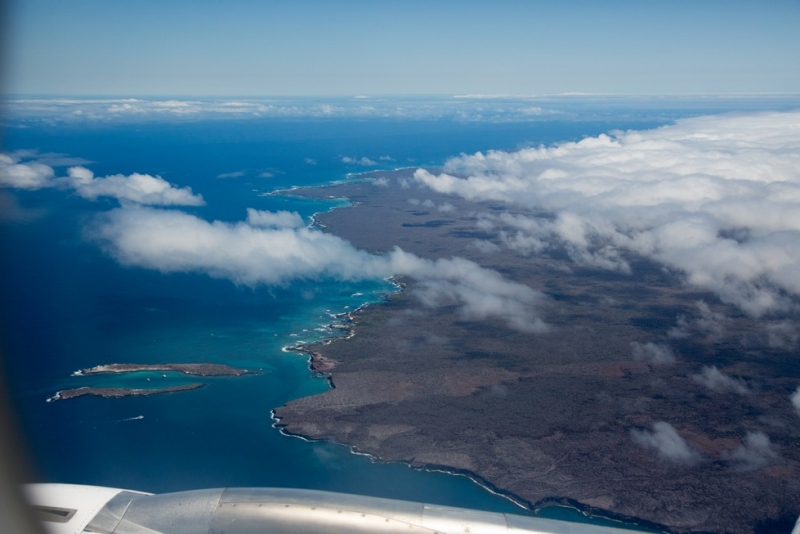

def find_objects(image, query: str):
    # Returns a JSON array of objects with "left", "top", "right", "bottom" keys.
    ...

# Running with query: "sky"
[{"left": 3, "top": 0, "right": 800, "bottom": 96}]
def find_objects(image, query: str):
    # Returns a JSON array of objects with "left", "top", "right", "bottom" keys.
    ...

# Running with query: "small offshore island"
[
  {"left": 48, "top": 384, "right": 204, "bottom": 402},
  {"left": 49, "top": 363, "right": 256, "bottom": 402},
  {"left": 274, "top": 170, "right": 800, "bottom": 534},
  {"left": 74, "top": 363, "right": 254, "bottom": 377}
]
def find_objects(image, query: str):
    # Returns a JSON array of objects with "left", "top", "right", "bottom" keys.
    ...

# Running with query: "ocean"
[{"left": 5, "top": 98, "right": 794, "bottom": 529}]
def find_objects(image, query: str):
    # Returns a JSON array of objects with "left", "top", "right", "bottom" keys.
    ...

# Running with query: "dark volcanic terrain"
[{"left": 274, "top": 170, "right": 800, "bottom": 534}]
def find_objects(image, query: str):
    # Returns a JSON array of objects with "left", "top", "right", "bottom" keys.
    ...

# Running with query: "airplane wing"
[{"left": 24, "top": 483, "right": 655, "bottom": 534}]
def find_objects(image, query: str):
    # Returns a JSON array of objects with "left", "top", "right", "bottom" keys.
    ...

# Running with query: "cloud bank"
[
  {"left": 89, "top": 207, "right": 547, "bottom": 333},
  {"left": 414, "top": 111, "right": 800, "bottom": 316},
  {"left": 0, "top": 154, "right": 203, "bottom": 206}
]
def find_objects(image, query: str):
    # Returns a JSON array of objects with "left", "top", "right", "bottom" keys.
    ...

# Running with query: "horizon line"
[{"left": 5, "top": 92, "right": 800, "bottom": 100}]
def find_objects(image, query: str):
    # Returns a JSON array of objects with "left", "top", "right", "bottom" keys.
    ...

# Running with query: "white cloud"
[
  {"left": 5, "top": 97, "right": 553, "bottom": 123},
  {"left": 724, "top": 432, "right": 778, "bottom": 471},
  {"left": 469, "top": 240, "right": 501, "bottom": 254},
  {"left": 372, "top": 177, "right": 389, "bottom": 187},
  {"left": 1, "top": 156, "right": 203, "bottom": 207},
  {"left": 437, "top": 203, "right": 455, "bottom": 213},
  {"left": 765, "top": 321, "right": 799, "bottom": 350},
  {"left": 791, "top": 387, "right": 800, "bottom": 416},
  {"left": 106, "top": 100, "right": 271, "bottom": 116},
  {"left": 67, "top": 167, "right": 204, "bottom": 206},
  {"left": 414, "top": 111, "right": 800, "bottom": 317},
  {"left": 89, "top": 207, "right": 548, "bottom": 332},
  {"left": 342, "top": 156, "right": 377, "bottom": 166},
  {"left": 6, "top": 150, "right": 91, "bottom": 167},
  {"left": 668, "top": 300, "right": 727, "bottom": 341},
  {"left": 691, "top": 365, "right": 749, "bottom": 395},
  {"left": 245, "top": 208, "right": 305, "bottom": 229},
  {"left": 630, "top": 342, "right": 676, "bottom": 366},
  {"left": 693, "top": 301, "right": 727, "bottom": 340},
  {"left": 0, "top": 154, "right": 55, "bottom": 189},
  {"left": 217, "top": 171, "right": 246, "bottom": 179},
  {"left": 630, "top": 422, "right": 701, "bottom": 465}
]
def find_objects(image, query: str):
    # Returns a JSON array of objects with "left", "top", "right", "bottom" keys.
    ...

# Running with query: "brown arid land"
[{"left": 274, "top": 170, "right": 800, "bottom": 534}]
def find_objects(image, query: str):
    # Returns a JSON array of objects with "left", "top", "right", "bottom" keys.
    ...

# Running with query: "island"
[
  {"left": 274, "top": 170, "right": 800, "bottom": 534},
  {"left": 48, "top": 363, "right": 257, "bottom": 402},
  {"left": 48, "top": 384, "right": 204, "bottom": 402},
  {"left": 74, "top": 363, "right": 255, "bottom": 377}
]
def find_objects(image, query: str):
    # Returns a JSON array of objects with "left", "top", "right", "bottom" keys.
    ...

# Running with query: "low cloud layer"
[
  {"left": 631, "top": 422, "right": 701, "bottom": 465},
  {"left": 0, "top": 154, "right": 203, "bottom": 206},
  {"left": 415, "top": 111, "right": 800, "bottom": 317},
  {"left": 90, "top": 207, "right": 547, "bottom": 333},
  {"left": 1, "top": 96, "right": 565, "bottom": 123}
]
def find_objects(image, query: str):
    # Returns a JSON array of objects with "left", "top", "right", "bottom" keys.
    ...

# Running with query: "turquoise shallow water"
[{"left": 0, "top": 116, "right": 688, "bottom": 531}]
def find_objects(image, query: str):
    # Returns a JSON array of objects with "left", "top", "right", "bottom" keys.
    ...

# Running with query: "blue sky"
[{"left": 4, "top": 0, "right": 800, "bottom": 96}]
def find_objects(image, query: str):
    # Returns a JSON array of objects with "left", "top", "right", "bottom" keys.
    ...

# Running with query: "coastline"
[
  {"left": 269, "top": 174, "right": 668, "bottom": 532},
  {"left": 270, "top": 407, "right": 666, "bottom": 533},
  {"left": 268, "top": 169, "right": 800, "bottom": 533}
]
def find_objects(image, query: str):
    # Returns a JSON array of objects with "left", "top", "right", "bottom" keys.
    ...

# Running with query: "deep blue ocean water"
[{"left": 4, "top": 112, "right": 740, "bottom": 531}]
